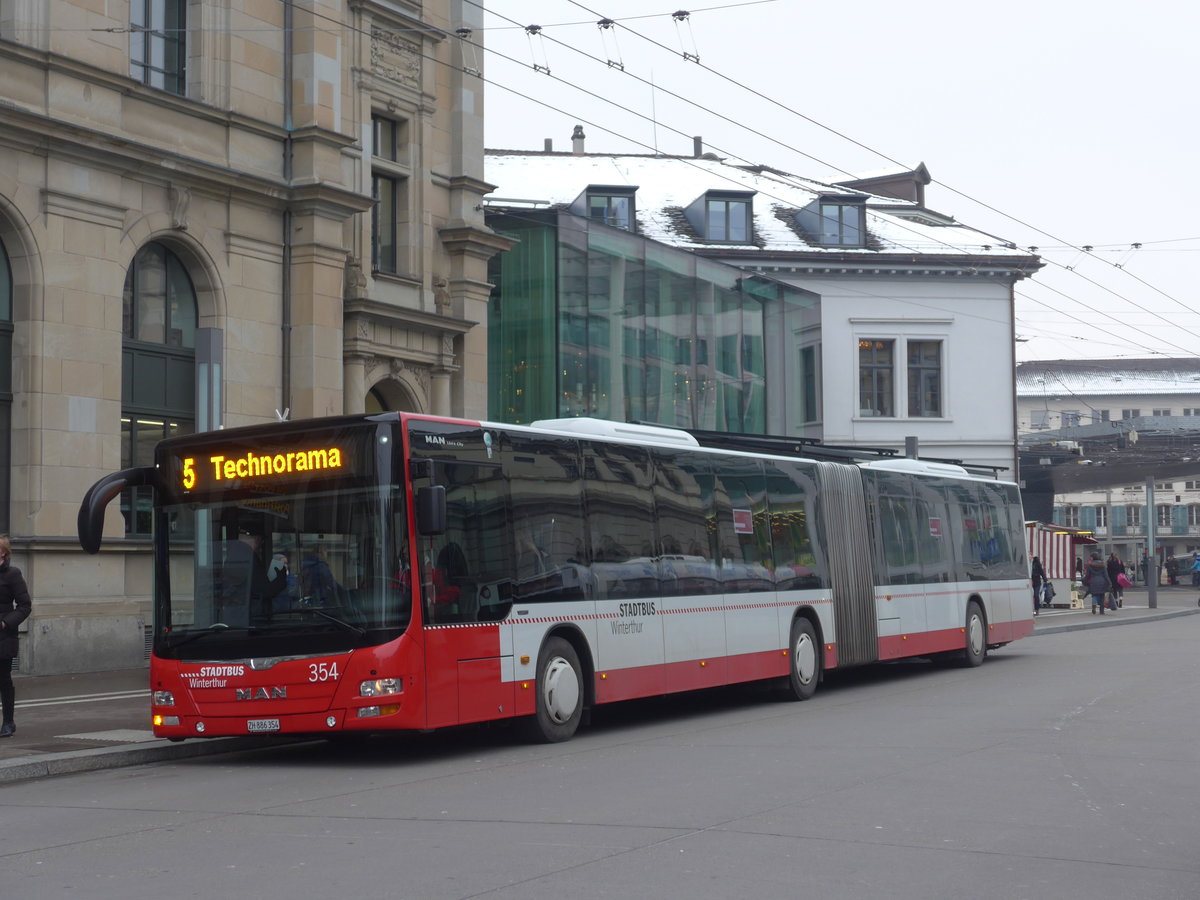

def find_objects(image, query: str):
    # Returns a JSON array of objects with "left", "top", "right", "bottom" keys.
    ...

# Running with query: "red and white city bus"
[{"left": 78, "top": 413, "right": 1032, "bottom": 743}]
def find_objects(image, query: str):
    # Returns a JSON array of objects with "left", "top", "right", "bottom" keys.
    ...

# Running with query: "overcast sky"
[{"left": 475, "top": 0, "right": 1198, "bottom": 364}]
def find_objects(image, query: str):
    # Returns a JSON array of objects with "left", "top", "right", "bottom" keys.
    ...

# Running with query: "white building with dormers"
[{"left": 485, "top": 137, "right": 1042, "bottom": 475}]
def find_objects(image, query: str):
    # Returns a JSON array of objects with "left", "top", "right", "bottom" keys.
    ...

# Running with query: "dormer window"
[
  {"left": 574, "top": 185, "right": 637, "bottom": 231},
  {"left": 683, "top": 190, "right": 754, "bottom": 242},
  {"left": 797, "top": 194, "right": 866, "bottom": 247},
  {"left": 818, "top": 201, "right": 863, "bottom": 246},
  {"left": 588, "top": 193, "right": 633, "bottom": 230}
]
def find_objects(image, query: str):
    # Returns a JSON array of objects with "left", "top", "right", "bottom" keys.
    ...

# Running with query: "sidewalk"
[
  {"left": 1030, "top": 583, "right": 1200, "bottom": 634},
  {"left": 2, "top": 586, "right": 1198, "bottom": 782},
  {"left": 0, "top": 667, "right": 304, "bottom": 782}
]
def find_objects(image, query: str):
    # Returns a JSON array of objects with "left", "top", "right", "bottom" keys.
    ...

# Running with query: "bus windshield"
[{"left": 156, "top": 485, "right": 408, "bottom": 660}]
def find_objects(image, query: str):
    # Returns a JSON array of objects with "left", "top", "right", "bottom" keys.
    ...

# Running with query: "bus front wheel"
[
  {"left": 783, "top": 618, "right": 820, "bottom": 701},
  {"left": 525, "top": 636, "right": 584, "bottom": 743},
  {"left": 962, "top": 600, "right": 986, "bottom": 668}
]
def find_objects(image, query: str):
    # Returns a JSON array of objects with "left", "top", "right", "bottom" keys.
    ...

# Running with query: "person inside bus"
[
  {"left": 300, "top": 547, "right": 341, "bottom": 606},
  {"left": 236, "top": 523, "right": 289, "bottom": 618}
]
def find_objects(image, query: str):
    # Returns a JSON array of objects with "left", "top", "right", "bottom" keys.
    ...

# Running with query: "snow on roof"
[
  {"left": 484, "top": 150, "right": 1027, "bottom": 258},
  {"left": 1016, "top": 358, "right": 1200, "bottom": 397}
]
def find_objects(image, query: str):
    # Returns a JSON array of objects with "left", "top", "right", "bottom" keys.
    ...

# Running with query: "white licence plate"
[{"left": 247, "top": 718, "right": 280, "bottom": 733}]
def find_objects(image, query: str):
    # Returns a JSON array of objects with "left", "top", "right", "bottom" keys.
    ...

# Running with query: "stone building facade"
[{"left": 0, "top": 0, "right": 509, "bottom": 674}]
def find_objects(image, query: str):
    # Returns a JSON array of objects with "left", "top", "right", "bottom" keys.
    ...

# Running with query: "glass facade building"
[{"left": 487, "top": 211, "right": 812, "bottom": 432}]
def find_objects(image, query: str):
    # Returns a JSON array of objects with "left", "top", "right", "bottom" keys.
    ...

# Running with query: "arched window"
[{"left": 121, "top": 242, "right": 197, "bottom": 536}]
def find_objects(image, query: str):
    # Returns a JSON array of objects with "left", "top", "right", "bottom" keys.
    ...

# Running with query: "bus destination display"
[{"left": 177, "top": 445, "right": 346, "bottom": 492}]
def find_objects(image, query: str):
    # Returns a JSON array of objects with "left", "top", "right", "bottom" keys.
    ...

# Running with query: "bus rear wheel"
[
  {"left": 962, "top": 600, "right": 986, "bottom": 668},
  {"left": 783, "top": 618, "right": 820, "bottom": 701},
  {"left": 525, "top": 636, "right": 584, "bottom": 743}
]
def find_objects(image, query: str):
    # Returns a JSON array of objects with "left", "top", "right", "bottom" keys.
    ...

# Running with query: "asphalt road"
[{"left": 3, "top": 614, "right": 1199, "bottom": 900}]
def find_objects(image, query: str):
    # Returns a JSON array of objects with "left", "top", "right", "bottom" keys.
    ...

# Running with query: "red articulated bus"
[{"left": 78, "top": 413, "right": 1032, "bottom": 743}]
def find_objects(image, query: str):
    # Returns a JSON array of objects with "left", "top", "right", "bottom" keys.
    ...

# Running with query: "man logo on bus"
[{"left": 235, "top": 687, "right": 287, "bottom": 701}]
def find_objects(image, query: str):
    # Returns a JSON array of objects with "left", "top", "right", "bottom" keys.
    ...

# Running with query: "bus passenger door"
[{"left": 413, "top": 448, "right": 514, "bottom": 729}]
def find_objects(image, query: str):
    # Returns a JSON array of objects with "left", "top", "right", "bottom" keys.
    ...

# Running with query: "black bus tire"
[
  {"left": 783, "top": 617, "right": 820, "bottom": 701},
  {"left": 962, "top": 600, "right": 986, "bottom": 668},
  {"left": 525, "top": 636, "right": 584, "bottom": 743}
]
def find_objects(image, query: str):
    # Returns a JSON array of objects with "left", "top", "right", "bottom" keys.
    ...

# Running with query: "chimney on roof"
[
  {"left": 693, "top": 136, "right": 703, "bottom": 158},
  {"left": 572, "top": 124, "right": 585, "bottom": 155},
  {"left": 544, "top": 138, "right": 553, "bottom": 152}
]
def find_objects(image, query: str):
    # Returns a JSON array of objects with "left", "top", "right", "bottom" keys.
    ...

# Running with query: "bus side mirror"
[{"left": 416, "top": 485, "right": 446, "bottom": 536}]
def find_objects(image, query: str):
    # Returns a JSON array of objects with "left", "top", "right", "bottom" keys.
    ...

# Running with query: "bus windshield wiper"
[
  {"left": 309, "top": 608, "right": 367, "bottom": 637},
  {"left": 163, "top": 623, "right": 236, "bottom": 650}
]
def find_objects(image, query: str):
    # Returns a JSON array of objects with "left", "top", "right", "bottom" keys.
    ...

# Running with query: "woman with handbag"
[{"left": 0, "top": 535, "right": 32, "bottom": 737}]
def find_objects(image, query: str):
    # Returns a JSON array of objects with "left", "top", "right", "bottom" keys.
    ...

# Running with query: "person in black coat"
[
  {"left": 1030, "top": 556, "right": 1046, "bottom": 614},
  {"left": 0, "top": 534, "right": 32, "bottom": 737}
]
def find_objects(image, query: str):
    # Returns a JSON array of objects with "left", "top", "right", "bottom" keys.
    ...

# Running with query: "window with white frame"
[
  {"left": 1091, "top": 409, "right": 1110, "bottom": 423},
  {"left": 1095, "top": 506, "right": 1108, "bottom": 528},
  {"left": 1157, "top": 504, "right": 1173, "bottom": 527},
  {"left": 1122, "top": 408, "right": 1140, "bottom": 419},
  {"left": 371, "top": 114, "right": 410, "bottom": 275},
  {"left": 1184, "top": 409, "right": 1200, "bottom": 416},
  {"left": 1153, "top": 408, "right": 1171, "bottom": 416},
  {"left": 858, "top": 339, "right": 894, "bottom": 417},
  {"left": 1189, "top": 505, "right": 1200, "bottom": 526},
  {"left": 1127, "top": 505, "right": 1143, "bottom": 526},
  {"left": 1061, "top": 410, "right": 1080, "bottom": 427},
  {"left": 1063, "top": 506, "right": 1080, "bottom": 528},
  {"left": 906, "top": 340, "right": 942, "bottom": 417}
]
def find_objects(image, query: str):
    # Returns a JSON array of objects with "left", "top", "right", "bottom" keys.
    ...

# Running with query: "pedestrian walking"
[
  {"left": 1083, "top": 551, "right": 1111, "bottom": 616},
  {"left": 0, "top": 535, "right": 32, "bottom": 737},
  {"left": 1030, "top": 555, "right": 1046, "bottom": 615},
  {"left": 1106, "top": 551, "right": 1125, "bottom": 608},
  {"left": 1191, "top": 553, "right": 1200, "bottom": 588}
]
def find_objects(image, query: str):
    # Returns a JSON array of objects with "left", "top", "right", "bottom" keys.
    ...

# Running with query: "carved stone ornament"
[
  {"left": 345, "top": 253, "right": 369, "bottom": 300},
  {"left": 371, "top": 28, "right": 421, "bottom": 88},
  {"left": 433, "top": 276, "right": 452, "bottom": 316},
  {"left": 169, "top": 185, "right": 190, "bottom": 231}
]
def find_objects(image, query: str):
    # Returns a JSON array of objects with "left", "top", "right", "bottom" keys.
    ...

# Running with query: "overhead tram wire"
[
  {"left": 551, "top": 0, "right": 1196, "bottom": 327},
  {"left": 472, "top": 17, "right": 1195, "bottom": 349},
  {"left": 475, "top": 0, "right": 780, "bottom": 31},
  {"left": 282, "top": 0, "right": 1168, "bottom": 349},
  {"left": 481, "top": 3, "right": 1197, "bottom": 352},
  {"left": 462, "top": 16, "right": 1057, "bottom": 280},
  {"left": 472, "top": 0, "right": 861, "bottom": 178},
  {"left": 1015, "top": 285, "right": 1198, "bottom": 358},
  {"left": 281, "top": 0, "right": 1028, "bottom": 285}
]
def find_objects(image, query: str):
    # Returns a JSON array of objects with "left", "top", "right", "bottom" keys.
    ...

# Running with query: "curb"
[
  {"left": 1031, "top": 606, "right": 1200, "bottom": 636},
  {"left": 0, "top": 735, "right": 313, "bottom": 783}
]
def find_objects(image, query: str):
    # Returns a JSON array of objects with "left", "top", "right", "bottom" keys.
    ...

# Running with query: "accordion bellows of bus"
[{"left": 78, "top": 414, "right": 1032, "bottom": 743}]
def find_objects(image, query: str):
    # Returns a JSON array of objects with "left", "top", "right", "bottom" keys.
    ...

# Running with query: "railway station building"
[{"left": 0, "top": 1, "right": 510, "bottom": 673}]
